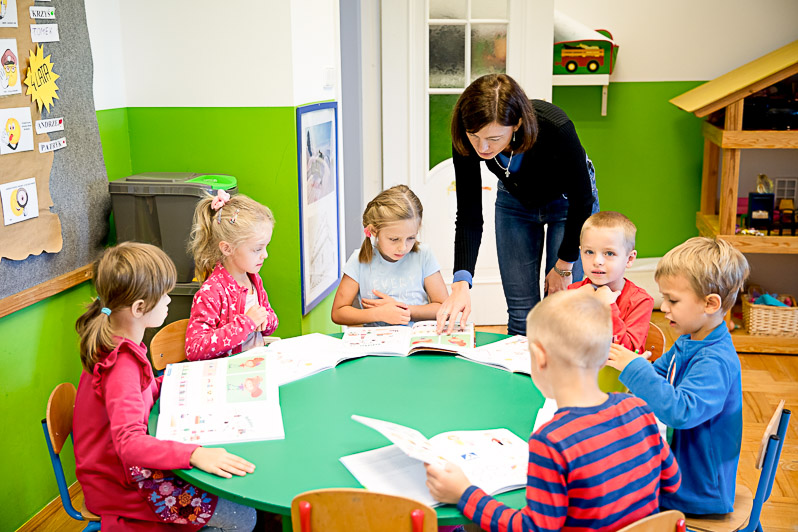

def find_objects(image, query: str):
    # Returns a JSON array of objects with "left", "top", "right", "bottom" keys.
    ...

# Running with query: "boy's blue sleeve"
[
  {"left": 620, "top": 354, "right": 732, "bottom": 429},
  {"left": 651, "top": 345, "right": 673, "bottom": 377}
]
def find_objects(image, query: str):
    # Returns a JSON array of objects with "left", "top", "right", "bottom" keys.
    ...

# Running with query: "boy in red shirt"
[{"left": 568, "top": 211, "right": 654, "bottom": 352}]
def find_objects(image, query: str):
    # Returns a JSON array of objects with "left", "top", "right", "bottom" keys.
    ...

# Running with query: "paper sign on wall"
[
  {"left": 31, "top": 23, "right": 59, "bottom": 43},
  {"left": 0, "top": 0, "right": 18, "bottom": 28},
  {"left": 0, "top": 107, "right": 33, "bottom": 154},
  {"left": 1, "top": 177, "right": 38, "bottom": 226},
  {"left": 29, "top": 6, "right": 55, "bottom": 20},
  {"left": 24, "top": 45, "right": 59, "bottom": 112},
  {"left": 39, "top": 137, "right": 65, "bottom": 153},
  {"left": 35, "top": 116, "right": 63, "bottom": 133},
  {"left": 0, "top": 39, "right": 22, "bottom": 96}
]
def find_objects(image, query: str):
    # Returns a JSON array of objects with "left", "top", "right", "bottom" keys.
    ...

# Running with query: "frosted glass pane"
[
  {"left": 429, "top": 25, "right": 465, "bottom": 88},
  {"left": 429, "top": 0, "right": 466, "bottom": 19},
  {"left": 471, "top": 0, "right": 507, "bottom": 19},
  {"left": 429, "top": 94, "right": 460, "bottom": 169},
  {"left": 471, "top": 24, "right": 507, "bottom": 81}
]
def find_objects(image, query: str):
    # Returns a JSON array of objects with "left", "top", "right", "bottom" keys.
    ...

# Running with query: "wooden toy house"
[{"left": 670, "top": 39, "right": 798, "bottom": 354}]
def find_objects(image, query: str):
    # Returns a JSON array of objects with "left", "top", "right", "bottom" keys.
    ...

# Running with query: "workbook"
[
  {"left": 341, "top": 321, "right": 475, "bottom": 356},
  {"left": 457, "top": 335, "right": 531, "bottom": 374},
  {"left": 259, "top": 333, "right": 366, "bottom": 386},
  {"left": 156, "top": 352, "right": 285, "bottom": 445},
  {"left": 340, "top": 415, "right": 528, "bottom": 508}
]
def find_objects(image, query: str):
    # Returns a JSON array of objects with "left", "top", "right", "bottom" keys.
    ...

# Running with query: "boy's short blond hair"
[
  {"left": 655, "top": 237, "right": 749, "bottom": 313},
  {"left": 580, "top": 211, "right": 637, "bottom": 254},
  {"left": 526, "top": 289, "right": 612, "bottom": 369}
]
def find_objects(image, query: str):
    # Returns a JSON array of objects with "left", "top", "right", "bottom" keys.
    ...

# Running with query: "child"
[
  {"left": 72, "top": 242, "right": 257, "bottom": 530},
  {"left": 425, "top": 288, "right": 681, "bottom": 532},
  {"left": 331, "top": 185, "right": 448, "bottom": 326},
  {"left": 568, "top": 211, "right": 654, "bottom": 352},
  {"left": 186, "top": 190, "right": 278, "bottom": 360},
  {"left": 607, "top": 237, "right": 749, "bottom": 516}
]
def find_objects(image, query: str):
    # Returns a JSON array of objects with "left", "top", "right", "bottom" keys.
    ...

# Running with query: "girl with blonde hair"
[{"left": 186, "top": 191, "right": 278, "bottom": 360}]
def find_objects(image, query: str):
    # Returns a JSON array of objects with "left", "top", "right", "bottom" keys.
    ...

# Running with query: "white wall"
[
  {"left": 86, "top": 0, "right": 343, "bottom": 109},
  {"left": 554, "top": 0, "right": 798, "bottom": 82}
]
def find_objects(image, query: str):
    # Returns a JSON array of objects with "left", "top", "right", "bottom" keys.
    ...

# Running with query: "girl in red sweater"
[{"left": 73, "top": 242, "right": 257, "bottom": 530}]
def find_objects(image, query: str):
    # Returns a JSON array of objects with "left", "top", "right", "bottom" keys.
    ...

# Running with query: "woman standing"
[{"left": 437, "top": 74, "right": 597, "bottom": 335}]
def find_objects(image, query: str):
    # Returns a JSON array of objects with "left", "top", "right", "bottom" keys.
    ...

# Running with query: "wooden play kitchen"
[{"left": 670, "top": 40, "right": 798, "bottom": 354}]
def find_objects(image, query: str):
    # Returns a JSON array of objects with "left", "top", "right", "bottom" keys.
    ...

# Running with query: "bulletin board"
[{"left": 0, "top": 0, "right": 109, "bottom": 303}]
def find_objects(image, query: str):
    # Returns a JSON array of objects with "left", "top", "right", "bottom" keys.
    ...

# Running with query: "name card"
[
  {"left": 29, "top": 7, "right": 55, "bottom": 20},
  {"left": 39, "top": 137, "right": 66, "bottom": 153},
  {"left": 35, "top": 117, "right": 63, "bottom": 134},
  {"left": 31, "top": 24, "right": 59, "bottom": 42}
]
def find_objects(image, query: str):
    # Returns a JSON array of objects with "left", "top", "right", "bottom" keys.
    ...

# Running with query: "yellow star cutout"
[{"left": 24, "top": 45, "right": 60, "bottom": 113}]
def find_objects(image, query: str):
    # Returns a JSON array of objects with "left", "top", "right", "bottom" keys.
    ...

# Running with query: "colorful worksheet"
[
  {"left": 458, "top": 335, "right": 531, "bottom": 374},
  {"left": 342, "top": 321, "right": 475, "bottom": 356},
  {"left": 257, "top": 333, "right": 365, "bottom": 386},
  {"left": 341, "top": 415, "right": 528, "bottom": 507},
  {"left": 156, "top": 352, "right": 284, "bottom": 445}
]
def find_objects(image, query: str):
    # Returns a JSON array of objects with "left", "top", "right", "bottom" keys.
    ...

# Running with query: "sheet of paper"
[
  {"left": 532, "top": 398, "right": 558, "bottom": 433},
  {"left": 265, "top": 333, "right": 364, "bottom": 386},
  {"left": 459, "top": 335, "right": 530, "bottom": 373},
  {"left": 1, "top": 176, "right": 38, "bottom": 226},
  {"left": 156, "top": 353, "right": 284, "bottom": 445},
  {"left": 35, "top": 116, "right": 63, "bottom": 134},
  {"left": 0, "top": 106, "right": 33, "bottom": 154},
  {"left": 0, "top": 0, "right": 19, "bottom": 28},
  {"left": 29, "top": 6, "right": 55, "bottom": 20},
  {"left": 38, "top": 136, "right": 65, "bottom": 153},
  {"left": 351, "top": 415, "right": 444, "bottom": 465},
  {"left": 31, "top": 23, "right": 59, "bottom": 42},
  {"left": 0, "top": 39, "right": 22, "bottom": 96}
]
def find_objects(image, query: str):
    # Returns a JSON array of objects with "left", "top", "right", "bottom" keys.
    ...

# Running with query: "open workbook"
[
  {"left": 340, "top": 415, "right": 528, "bottom": 508},
  {"left": 255, "top": 333, "right": 365, "bottom": 386},
  {"left": 458, "top": 335, "right": 531, "bottom": 374},
  {"left": 156, "top": 352, "right": 285, "bottom": 445},
  {"left": 341, "top": 321, "right": 475, "bottom": 356}
]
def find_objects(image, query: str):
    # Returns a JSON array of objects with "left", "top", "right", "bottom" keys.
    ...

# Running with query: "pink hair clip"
[
  {"left": 364, "top": 227, "right": 373, "bottom": 238},
  {"left": 211, "top": 189, "right": 231, "bottom": 211}
]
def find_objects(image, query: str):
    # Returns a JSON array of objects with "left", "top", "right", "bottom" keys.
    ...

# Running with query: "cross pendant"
[{"left": 504, "top": 169, "right": 510, "bottom": 178}]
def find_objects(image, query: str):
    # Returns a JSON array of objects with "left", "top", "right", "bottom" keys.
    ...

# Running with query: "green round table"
[{"left": 148, "top": 332, "right": 544, "bottom": 528}]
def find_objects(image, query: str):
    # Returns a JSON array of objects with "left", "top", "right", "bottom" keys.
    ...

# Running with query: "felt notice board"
[{"left": 0, "top": 0, "right": 109, "bottom": 303}]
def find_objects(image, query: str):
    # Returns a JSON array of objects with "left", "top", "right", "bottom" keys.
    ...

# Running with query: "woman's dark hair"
[{"left": 451, "top": 74, "right": 538, "bottom": 156}]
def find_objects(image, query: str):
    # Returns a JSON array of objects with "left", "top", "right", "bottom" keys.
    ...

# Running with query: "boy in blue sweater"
[{"left": 607, "top": 237, "right": 749, "bottom": 515}]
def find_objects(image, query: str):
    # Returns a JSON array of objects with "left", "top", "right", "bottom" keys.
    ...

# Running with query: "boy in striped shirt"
[{"left": 425, "top": 288, "right": 681, "bottom": 531}]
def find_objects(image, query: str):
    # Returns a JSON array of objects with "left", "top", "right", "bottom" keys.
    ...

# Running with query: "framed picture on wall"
[{"left": 296, "top": 101, "right": 341, "bottom": 315}]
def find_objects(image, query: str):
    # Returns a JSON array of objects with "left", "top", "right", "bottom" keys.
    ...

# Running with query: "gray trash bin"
[{"left": 109, "top": 172, "right": 237, "bottom": 282}]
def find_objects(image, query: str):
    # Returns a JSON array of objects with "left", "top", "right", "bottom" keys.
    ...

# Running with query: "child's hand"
[
  {"left": 376, "top": 303, "right": 411, "bottom": 325},
  {"left": 594, "top": 285, "right": 621, "bottom": 306},
  {"left": 189, "top": 447, "right": 255, "bottom": 479},
  {"left": 607, "top": 343, "right": 651, "bottom": 372},
  {"left": 245, "top": 305, "right": 269, "bottom": 331},
  {"left": 361, "top": 289, "right": 404, "bottom": 308},
  {"left": 424, "top": 461, "right": 471, "bottom": 504}
]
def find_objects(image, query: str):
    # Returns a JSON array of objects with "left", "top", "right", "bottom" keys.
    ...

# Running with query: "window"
[
  {"left": 775, "top": 177, "right": 797, "bottom": 205},
  {"left": 427, "top": 0, "right": 509, "bottom": 169}
]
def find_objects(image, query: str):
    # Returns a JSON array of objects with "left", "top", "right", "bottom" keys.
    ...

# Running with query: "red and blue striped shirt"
[{"left": 457, "top": 393, "right": 681, "bottom": 532}]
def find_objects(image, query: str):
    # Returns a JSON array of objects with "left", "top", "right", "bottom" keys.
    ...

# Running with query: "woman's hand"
[
  {"left": 424, "top": 461, "right": 471, "bottom": 504},
  {"left": 436, "top": 281, "right": 471, "bottom": 334},
  {"left": 544, "top": 260, "right": 573, "bottom": 296},
  {"left": 190, "top": 447, "right": 255, "bottom": 479}
]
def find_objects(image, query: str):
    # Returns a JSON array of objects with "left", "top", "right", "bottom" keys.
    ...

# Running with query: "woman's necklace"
[{"left": 494, "top": 150, "right": 513, "bottom": 178}]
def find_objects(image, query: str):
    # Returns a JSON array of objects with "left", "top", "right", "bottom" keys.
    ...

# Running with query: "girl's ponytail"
[
  {"left": 75, "top": 297, "right": 115, "bottom": 373},
  {"left": 189, "top": 196, "right": 219, "bottom": 283},
  {"left": 358, "top": 233, "right": 373, "bottom": 263}
]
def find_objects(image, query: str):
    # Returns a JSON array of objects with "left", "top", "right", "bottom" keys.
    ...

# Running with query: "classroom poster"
[
  {"left": 0, "top": 0, "right": 18, "bottom": 28},
  {"left": 1, "top": 176, "right": 38, "bottom": 226},
  {"left": 0, "top": 39, "right": 22, "bottom": 95},
  {"left": 0, "top": 106, "right": 33, "bottom": 154}
]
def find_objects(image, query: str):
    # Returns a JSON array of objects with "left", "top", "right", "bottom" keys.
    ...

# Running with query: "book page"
[
  {"left": 351, "top": 415, "right": 445, "bottom": 465},
  {"left": 156, "top": 353, "right": 284, "bottom": 445},
  {"left": 341, "top": 326, "right": 412, "bottom": 355},
  {"left": 429, "top": 428, "right": 528, "bottom": 495},
  {"left": 266, "top": 334, "right": 365, "bottom": 385},
  {"left": 459, "top": 335, "right": 530, "bottom": 374},
  {"left": 408, "top": 321, "right": 475, "bottom": 354}
]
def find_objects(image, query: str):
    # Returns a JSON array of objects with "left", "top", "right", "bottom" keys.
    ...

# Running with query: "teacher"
[{"left": 436, "top": 74, "right": 597, "bottom": 336}]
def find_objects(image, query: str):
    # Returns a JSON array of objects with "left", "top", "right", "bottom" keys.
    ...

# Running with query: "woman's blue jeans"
[{"left": 494, "top": 181, "right": 588, "bottom": 336}]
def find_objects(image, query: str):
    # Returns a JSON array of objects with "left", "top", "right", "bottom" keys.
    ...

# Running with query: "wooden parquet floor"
[{"left": 22, "top": 318, "right": 798, "bottom": 531}]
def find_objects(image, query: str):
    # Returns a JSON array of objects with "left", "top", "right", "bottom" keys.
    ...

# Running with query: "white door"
[{"left": 381, "top": 0, "right": 554, "bottom": 325}]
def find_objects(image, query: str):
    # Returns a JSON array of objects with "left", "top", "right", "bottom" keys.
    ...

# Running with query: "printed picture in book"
[{"left": 226, "top": 355, "right": 267, "bottom": 402}]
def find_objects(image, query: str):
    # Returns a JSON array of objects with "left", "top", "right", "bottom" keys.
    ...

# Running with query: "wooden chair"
[
  {"left": 149, "top": 319, "right": 189, "bottom": 371},
  {"left": 42, "top": 383, "right": 101, "bottom": 531},
  {"left": 685, "top": 400, "right": 791, "bottom": 532},
  {"left": 291, "top": 488, "right": 438, "bottom": 532},
  {"left": 643, "top": 321, "right": 666, "bottom": 363},
  {"left": 617, "top": 510, "right": 686, "bottom": 532}
]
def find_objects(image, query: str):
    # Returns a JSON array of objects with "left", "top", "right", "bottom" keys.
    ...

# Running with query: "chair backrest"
[
  {"left": 46, "top": 382, "right": 77, "bottom": 455},
  {"left": 756, "top": 399, "right": 785, "bottom": 470},
  {"left": 644, "top": 322, "right": 666, "bottom": 363},
  {"left": 291, "top": 488, "right": 438, "bottom": 532},
  {"left": 616, "top": 510, "right": 686, "bottom": 532},
  {"left": 150, "top": 319, "right": 189, "bottom": 370}
]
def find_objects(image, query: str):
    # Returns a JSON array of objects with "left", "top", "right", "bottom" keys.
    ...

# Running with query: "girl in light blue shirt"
[{"left": 332, "top": 185, "right": 448, "bottom": 326}]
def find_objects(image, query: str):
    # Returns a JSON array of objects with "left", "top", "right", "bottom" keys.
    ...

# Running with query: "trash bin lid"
[{"left": 187, "top": 174, "right": 237, "bottom": 190}]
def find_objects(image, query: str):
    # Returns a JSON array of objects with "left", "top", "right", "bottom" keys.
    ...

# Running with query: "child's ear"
[
  {"left": 705, "top": 293, "right": 723, "bottom": 314},
  {"left": 626, "top": 249, "right": 637, "bottom": 268},
  {"left": 529, "top": 340, "right": 548, "bottom": 371},
  {"left": 219, "top": 240, "right": 234, "bottom": 257},
  {"left": 130, "top": 299, "right": 147, "bottom": 318}
]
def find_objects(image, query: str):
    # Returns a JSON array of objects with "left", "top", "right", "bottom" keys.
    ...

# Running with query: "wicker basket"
[{"left": 742, "top": 293, "right": 798, "bottom": 336}]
